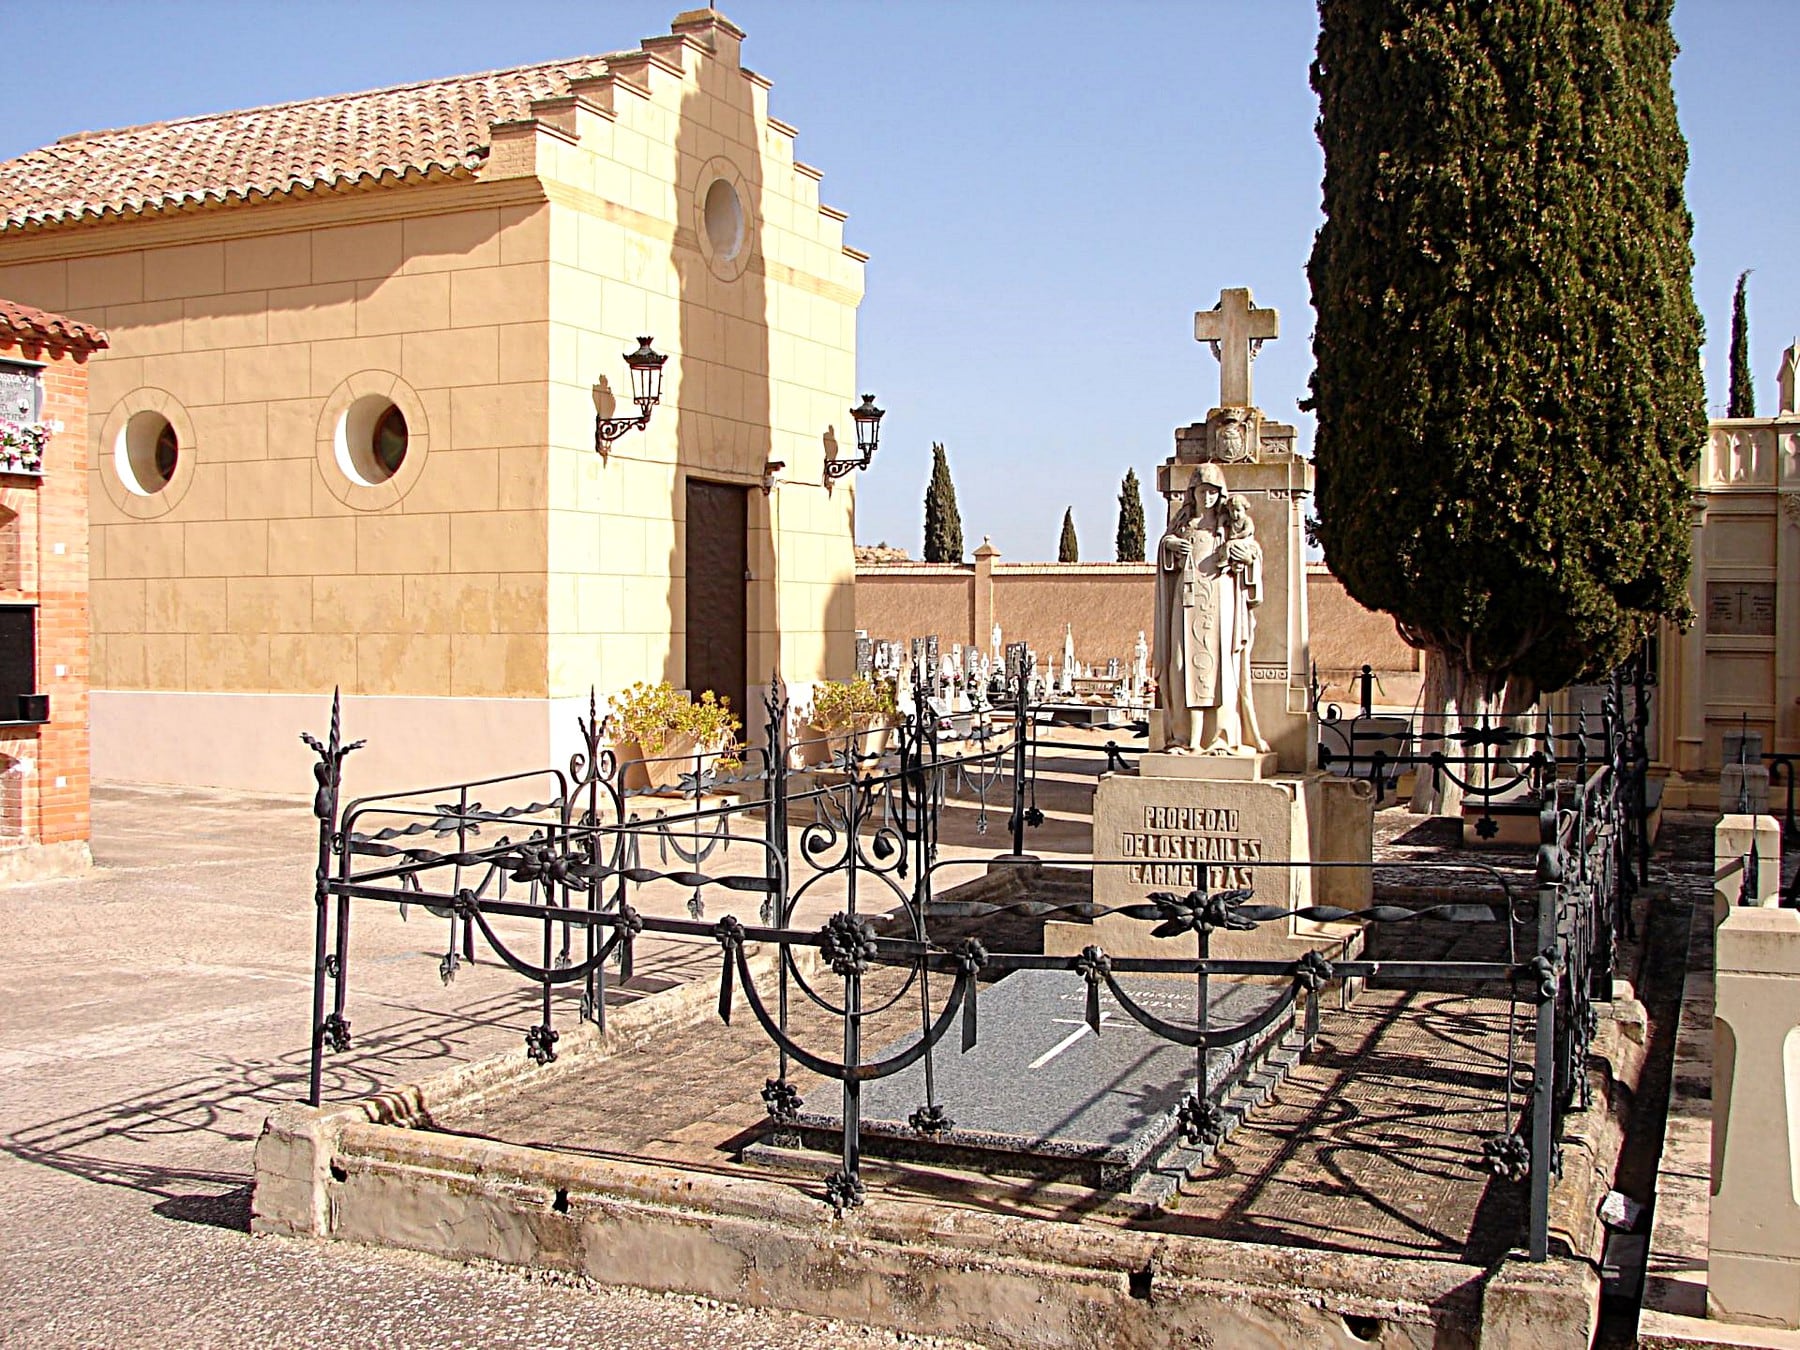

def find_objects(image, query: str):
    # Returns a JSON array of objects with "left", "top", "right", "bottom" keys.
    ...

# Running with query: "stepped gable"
[
  {"left": 0, "top": 297, "right": 107, "bottom": 352},
  {"left": 0, "top": 54, "right": 613, "bottom": 230}
]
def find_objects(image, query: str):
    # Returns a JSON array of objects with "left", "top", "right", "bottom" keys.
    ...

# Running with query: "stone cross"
[{"left": 1194, "top": 287, "right": 1279, "bottom": 408}]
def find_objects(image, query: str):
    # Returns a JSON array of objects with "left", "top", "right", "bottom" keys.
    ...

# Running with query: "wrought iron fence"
[{"left": 299, "top": 652, "right": 1647, "bottom": 1261}]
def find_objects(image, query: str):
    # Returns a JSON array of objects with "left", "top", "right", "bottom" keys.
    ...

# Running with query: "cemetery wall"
[{"left": 856, "top": 556, "right": 1421, "bottom": 705}]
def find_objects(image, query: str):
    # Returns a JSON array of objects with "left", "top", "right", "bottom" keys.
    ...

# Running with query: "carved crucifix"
[{"left": 1194, "top": 287, "right": 1279, "bottom": 408}]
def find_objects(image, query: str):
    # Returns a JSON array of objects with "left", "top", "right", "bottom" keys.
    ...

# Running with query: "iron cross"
[{"left": 1194, "top": 287, "right": 1279, "bottom": 408}]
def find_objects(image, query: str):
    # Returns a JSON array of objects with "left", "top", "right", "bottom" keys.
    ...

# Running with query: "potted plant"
[
  {"left": 608, "top": 682, "right": 741, "bottom": 793},
  {"left": 799, "top": 676, "right": 898, "bottom": 778}
]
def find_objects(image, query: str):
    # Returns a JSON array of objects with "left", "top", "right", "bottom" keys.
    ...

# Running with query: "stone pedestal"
[
  {"left": 1710, "top": 906, "right": 1800, "bottom": 1328},
  {"left": 1713, "top": 813, "right": 1782, "bottom": 926},
  {"left": 1045, "top": 760, "right": 1374, "bottom": 963}
]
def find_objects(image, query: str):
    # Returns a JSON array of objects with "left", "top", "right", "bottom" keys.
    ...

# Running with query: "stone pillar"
[
  {"left": 1710, "top": 905, "right": 1800, "bottom": 1328},
  {"left": 972, "top": 537, "right": 999, "bottom": 651},
  {"left": 1778, "top": 438, "right": 1799, "bottom": 754},
  {"left": 1713, "top": 813, "right": 1783, "bottom": 926},
  {"left": 1675, "top": 494, "right": 1709, "bottom": 778}
]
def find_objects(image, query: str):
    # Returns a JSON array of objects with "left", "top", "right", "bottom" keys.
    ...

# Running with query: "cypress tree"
[
  {"left": 1115, "top": 468, "right": 1147, "bottom": 562},
  {"left": 1729, "top": 269, "right": 1755, "bottom": 418},
  {"left": 922, "top": 441, "right": 964, "bottom": 563},
  {"left": 1308, "top": 0, "right": 1704, "bottom": 742},
  {"left": 1058, "top": 508, "right": 1079, "bottom": 563}
]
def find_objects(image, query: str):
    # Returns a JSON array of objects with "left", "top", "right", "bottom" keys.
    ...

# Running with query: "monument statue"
[{"left": 1153, "top": 464, "right": 1269, "bottom": 755}]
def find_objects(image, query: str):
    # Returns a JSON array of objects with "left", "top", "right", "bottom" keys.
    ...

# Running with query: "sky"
[{"left": 5, "top": 1, "right": 1793, "bottom": 560}]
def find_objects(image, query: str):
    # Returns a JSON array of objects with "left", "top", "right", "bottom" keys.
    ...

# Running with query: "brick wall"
[{"left": 0, "top": 331, "right": 92, "bottom": 846}]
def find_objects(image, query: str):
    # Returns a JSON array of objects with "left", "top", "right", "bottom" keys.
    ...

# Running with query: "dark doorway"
[{"left": 683, "top": 479, "right": 748, "bottom": 723}]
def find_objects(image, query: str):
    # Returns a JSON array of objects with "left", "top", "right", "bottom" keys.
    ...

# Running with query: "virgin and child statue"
[{"left": 1152, "top": 463, "right": 1269, "bottom": 755}]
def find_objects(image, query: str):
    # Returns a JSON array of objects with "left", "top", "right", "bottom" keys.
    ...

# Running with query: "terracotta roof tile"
[
  {"left": 0, "top": 297, "right": 108, "bottom": 352},
  {"left": 0, "top": 55, "right": 609, "bottom": 230}
]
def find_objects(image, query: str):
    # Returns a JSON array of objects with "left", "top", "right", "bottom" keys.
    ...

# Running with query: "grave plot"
[{"left": 255, "top": 659, "right": 1655, "bottom": 1346}]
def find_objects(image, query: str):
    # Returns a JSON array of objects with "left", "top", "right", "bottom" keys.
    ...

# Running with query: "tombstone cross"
[{"left": 1194, "top": 287, "right": 1279, "bottom": 408}]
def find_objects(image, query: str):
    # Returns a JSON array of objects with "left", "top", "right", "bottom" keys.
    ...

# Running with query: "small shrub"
[
  {"left": 610, "top": 681, "right": 741, "bottom": 765},
  {"left": 806, "top": 677, "right": 898, "bottom": 732}
]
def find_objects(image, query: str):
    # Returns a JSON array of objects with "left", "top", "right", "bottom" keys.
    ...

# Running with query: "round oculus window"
[
  {"left": 336, "top": 395, "right": 409, "bottom": 486},
  {"left": 116, "top": 410, "right": 179, "bottom": 495},
  {"left": 703, "top": 177, "right": 744, "bottom": 262}
]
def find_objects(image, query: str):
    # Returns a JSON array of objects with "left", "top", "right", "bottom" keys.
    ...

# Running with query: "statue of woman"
[{"left": 1153, "top": 466, "right": 1267, "bottom": 754}]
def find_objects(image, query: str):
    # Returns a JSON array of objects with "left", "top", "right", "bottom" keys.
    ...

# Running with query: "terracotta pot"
[
  {"left": 809, "top": 715, "right": 893, "bottom": 780},
  {"left": 621, "top": 731, "right": 722, "bottom": 794}
]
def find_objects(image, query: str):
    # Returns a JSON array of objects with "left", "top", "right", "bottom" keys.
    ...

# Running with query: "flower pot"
[
  {"left": 808, "top": 715, "right": 893, "bottom": 780},
  {"left": 17, "top": 693, "right": 48, "bottom": 723},
  {"left": 621, "top": 731, "right": 723, "bottom": 794}
]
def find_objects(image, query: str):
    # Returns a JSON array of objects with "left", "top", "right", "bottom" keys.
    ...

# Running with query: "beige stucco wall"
[
  {"left": 0, "top": 196, "right": 554, "bottom": 703},
  {"left": 510, "top": 19, "right": 862, "bottom": 701},
  {"left": 0, "top": 11, "right": 863, "bottom": 789}
]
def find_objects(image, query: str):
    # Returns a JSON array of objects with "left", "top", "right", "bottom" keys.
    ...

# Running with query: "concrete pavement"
[{"left": 0, "top": 781, "right": 972, "bottom": 1349}]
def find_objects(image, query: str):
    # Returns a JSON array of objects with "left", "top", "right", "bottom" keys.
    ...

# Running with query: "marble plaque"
[{"left": 1707, "top": 582, "right": 1777, "bottom": 637}]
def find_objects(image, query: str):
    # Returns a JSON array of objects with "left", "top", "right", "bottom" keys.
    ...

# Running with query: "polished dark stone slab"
[{"left": 774, "top": 968, "right": 1292, "bottom": 1191}]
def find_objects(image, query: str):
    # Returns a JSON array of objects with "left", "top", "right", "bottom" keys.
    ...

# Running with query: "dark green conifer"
[
  {"left": 1308, "top": 0, "right": 1704, "bottom": 721},
  {"left": 1115, "top": 468, "right": 1146, "bottom": 562},
  {"left": 1058, "top": 508, "right": 1079, "bottom": 563},
  {"left": 922, "top": 442, "right": 964, "bottom": 563},
  {"left": 1729, "top": 270, "right": 1756, "bottom": 418}
]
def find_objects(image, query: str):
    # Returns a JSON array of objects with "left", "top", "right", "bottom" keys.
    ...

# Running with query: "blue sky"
[{"left": 7, "top": 2, "right": 1792, "bottom": 559}]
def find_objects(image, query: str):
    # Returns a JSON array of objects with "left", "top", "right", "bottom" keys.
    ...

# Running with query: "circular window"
[
  {"left": 116, "top": 410, "right": 179, "bottom": 495},
  {"left": 703, "top": 178, "right": 744, "bottom": 262},
  {"left": 335, "top": 396, "right": 408, "bottom": 486}
]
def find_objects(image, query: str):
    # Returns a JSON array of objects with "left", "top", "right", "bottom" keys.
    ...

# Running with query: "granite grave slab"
[{"left": 761, "top": 968, "right": 1293, "bottom": 1197}]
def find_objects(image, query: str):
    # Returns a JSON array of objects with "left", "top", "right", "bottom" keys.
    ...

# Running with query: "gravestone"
[{"left": 1047, "top": 287, "right": 1374, "bottom": 963}]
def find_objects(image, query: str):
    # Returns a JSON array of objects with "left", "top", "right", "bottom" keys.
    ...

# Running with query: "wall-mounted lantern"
[
  {"left": 593, "top": 337, "right": 668, "bottom": 456},
  {"left": 824, "top": 394, "right": 883, "bottom": 481}
]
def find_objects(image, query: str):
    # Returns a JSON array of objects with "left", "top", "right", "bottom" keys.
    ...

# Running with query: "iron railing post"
[{"left": 1529, "top": 800, "right": 1562, "bottom": 1261}]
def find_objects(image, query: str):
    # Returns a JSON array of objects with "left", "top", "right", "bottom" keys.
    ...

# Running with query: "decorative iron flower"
[
  {"left": 1074, "top": 944, "right": 1111, "bottom": 985},
  {"left": 819, "top": 912, "right": 880, "bottom": 977},
  {"left": 320, "top": 1013, "right": 352, "bottom": 1054},
  {"left": 1481, "top": 1132, "right": 1530, "bottom": 1182},
  {"left": 823, "top": 1169, "right": 865, "bottom": 1214},
  {"left": 956, "top": 939, "right": 989, "bottom": 976},
  {"left": 909, "top": 1103, "right": 954, "bottom": 1135},
  {"left": 1294, "top": 950, "right": 1335, "bottom": 992},
  {"left": 1147, "top": 887, "right": 1257, "bottom": 938},
  {"left": 1178, "top": 1092, "right": 1225, "bottom": 1147},
  {"left": 525, "top": 1023, "right": 560, "bottom": 1065},
  {"left": 761, "top": 1078, "right": 804, "bottom": 1124}
]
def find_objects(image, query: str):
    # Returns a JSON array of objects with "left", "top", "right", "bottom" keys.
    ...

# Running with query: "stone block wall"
[{"left": 0, "top": 199, "right": 554, "bottom": 704}]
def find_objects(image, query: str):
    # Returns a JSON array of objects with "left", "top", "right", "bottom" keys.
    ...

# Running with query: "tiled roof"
[
  {"left": 0, "top": 297, "right": 108, "bottom": 352},
  {"left": 0, "top": 55, "right": 610, "bottom": 231}
]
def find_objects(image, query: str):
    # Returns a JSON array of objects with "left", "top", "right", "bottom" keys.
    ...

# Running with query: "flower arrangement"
[
  {"left": 0, "top": 418, "right": 51, "bottom": 475},
  {"left": 609, "top": 681, "right": 741, "bottom": 786}
]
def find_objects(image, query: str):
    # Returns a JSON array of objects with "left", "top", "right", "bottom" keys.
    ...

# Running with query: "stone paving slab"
[{"left": 0, "top": 782, "right": 977, "bottom": 1350}]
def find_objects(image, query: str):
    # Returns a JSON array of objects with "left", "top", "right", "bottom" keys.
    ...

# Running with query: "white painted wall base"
[{"left": 93, "top": 690, "right": 600, "bottom": 799}]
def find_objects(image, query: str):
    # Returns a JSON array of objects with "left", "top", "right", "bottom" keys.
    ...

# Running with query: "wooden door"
[{"left": 683, "top": 479, "right": 748, "bottom": 723}]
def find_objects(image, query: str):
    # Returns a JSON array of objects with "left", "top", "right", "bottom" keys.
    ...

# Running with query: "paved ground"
[{"left": 0, "top": 782, "right": 973, "bottom": 1349}]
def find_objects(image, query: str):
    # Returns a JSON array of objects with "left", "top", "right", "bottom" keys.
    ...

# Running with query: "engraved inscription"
[
  {"left": 1120, "top": 805, "right": 1261, "bottom": 890},
  {"left": 1707, "top": 581, "right": 1777, "bottom": 637}
]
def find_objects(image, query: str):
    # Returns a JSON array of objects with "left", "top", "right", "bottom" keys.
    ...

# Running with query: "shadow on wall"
[{"left": 671, "top": 20, "right": 772, "bottom": 734}]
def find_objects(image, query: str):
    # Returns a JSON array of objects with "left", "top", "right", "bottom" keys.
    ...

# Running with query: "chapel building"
[{"left": 0, "top": 7, "right": 863, "bottom": 793}]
